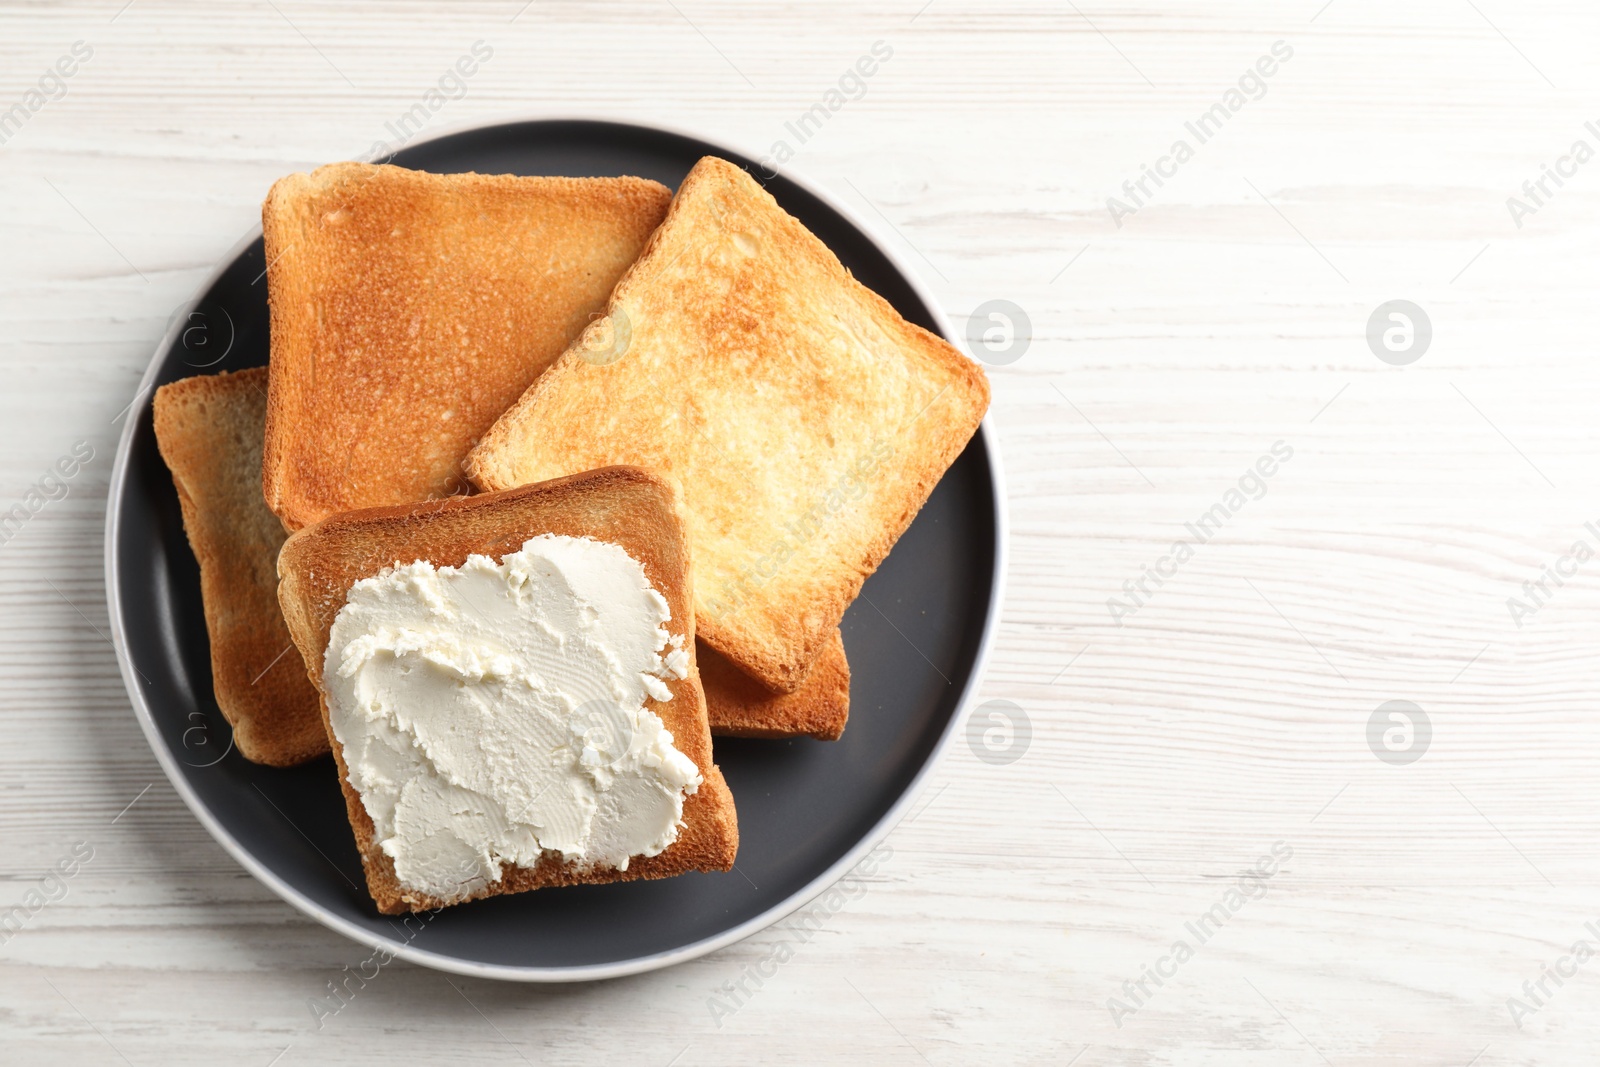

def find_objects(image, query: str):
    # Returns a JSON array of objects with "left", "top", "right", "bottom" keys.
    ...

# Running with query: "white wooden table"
[{"left": 4, "top": 1, "right": 1598, "bottom": 1062}]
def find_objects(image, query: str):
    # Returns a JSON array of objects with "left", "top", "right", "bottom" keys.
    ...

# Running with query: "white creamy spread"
[{"left": 323, "top": 534, "right": 701, "bottom": 903}]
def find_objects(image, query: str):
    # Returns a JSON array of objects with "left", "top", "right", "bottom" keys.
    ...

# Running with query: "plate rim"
[{"left": 103, "top": 113, "right": 1009, "bottom": 982}]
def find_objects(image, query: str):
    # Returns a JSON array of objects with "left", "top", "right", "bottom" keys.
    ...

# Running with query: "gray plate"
[{"left": 104, "top": 118, "right": 1005, "bottom": 980}]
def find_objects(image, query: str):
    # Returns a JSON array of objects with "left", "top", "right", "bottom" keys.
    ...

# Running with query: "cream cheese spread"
[{"left": 323, "top": 534, "right": 701, "bottom": 903}]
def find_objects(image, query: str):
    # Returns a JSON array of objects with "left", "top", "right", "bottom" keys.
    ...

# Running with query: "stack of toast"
[{"left": 153, "top": 156, "right": 988, "bottom": 914}]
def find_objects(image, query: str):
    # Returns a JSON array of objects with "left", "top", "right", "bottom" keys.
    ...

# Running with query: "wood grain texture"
[{"left": 3, "top": 0, "right": 1599, "bottom": 1063}]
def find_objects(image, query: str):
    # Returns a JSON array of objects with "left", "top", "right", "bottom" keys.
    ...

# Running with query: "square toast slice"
[
  {"left": 152, "top": 368, "right": 329, "bottom": 767},
  {"left": 261, "top": 163, "right": 672, "bottom": 530},
  {"left": 275, "top": 465, "right": 738, "bottom": 913},
  {"left": 466, "top": 156, "right": 990, "bottom": 692},
  {"left": 702, "top": 629, "right": 849, "bottom": 741}
]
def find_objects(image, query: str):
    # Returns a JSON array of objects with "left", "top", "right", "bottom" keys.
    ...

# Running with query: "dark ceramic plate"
[{"left": 105, "top": 118, "right": 1004, "bottom": 980}]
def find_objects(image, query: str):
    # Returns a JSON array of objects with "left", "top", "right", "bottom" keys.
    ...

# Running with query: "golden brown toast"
[
  {"left": 151, "top": 368, "right": 328, "bottom": 767},
  {"left": 275, "top": 465, "right": 738, "bottom": 914},
  {"left": 702, "top": 629, "right": 849, "bottom": 741},
  {"left": 260, "top": 163, "right": 673, "bottom": 531},
  {"left": 466, "top": 156, "right": 990, "bottom": 692}
]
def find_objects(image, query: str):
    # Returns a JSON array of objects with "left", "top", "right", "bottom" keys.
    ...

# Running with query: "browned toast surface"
[
  {"left": 152, "top": 368, "right": 328, "bottom": 767},
  {"left": 261, "top": 163, "right": 672, "bottom": 530},
  {"left": 702, "top": 629, "right": 849, "bottom": 741},
  {"left": 467, "top": 156, "right": 989, "bottom": 691},
  {"left": 275, "top": 465, "right": 737, "bottom": 913}
]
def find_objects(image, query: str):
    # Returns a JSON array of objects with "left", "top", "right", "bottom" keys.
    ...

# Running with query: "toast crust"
[
  {"left": 466, "top": 157, "right": 990, "bottom": 691},
  {"left": 152, "top": 368, "right": 328, "bottom": 767},
  {"left": 702, "top": 630, "right": 849, "bottom": 741},
  {"left": 275, "top": 465, "right": 737, "bottom": 913},
  {"left": 261, "top": 163, "right": 673, "bottom": 531}
]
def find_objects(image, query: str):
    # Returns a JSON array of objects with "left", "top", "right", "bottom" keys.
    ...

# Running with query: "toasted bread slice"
[
  {"left": 261, "top": 163, "right": 673, "bottom": 531},
  {"left": 467, "top": 156, "right": 990, "bottom": 691},
  {"left": 152, "top": 368, "right": 328, "bottom": 767},
  {"left": 276, "top": 465, "right": 737, "bottom": 914},
  {"left": 702, "top": 629, "right": 849, "bottom": 740}
]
